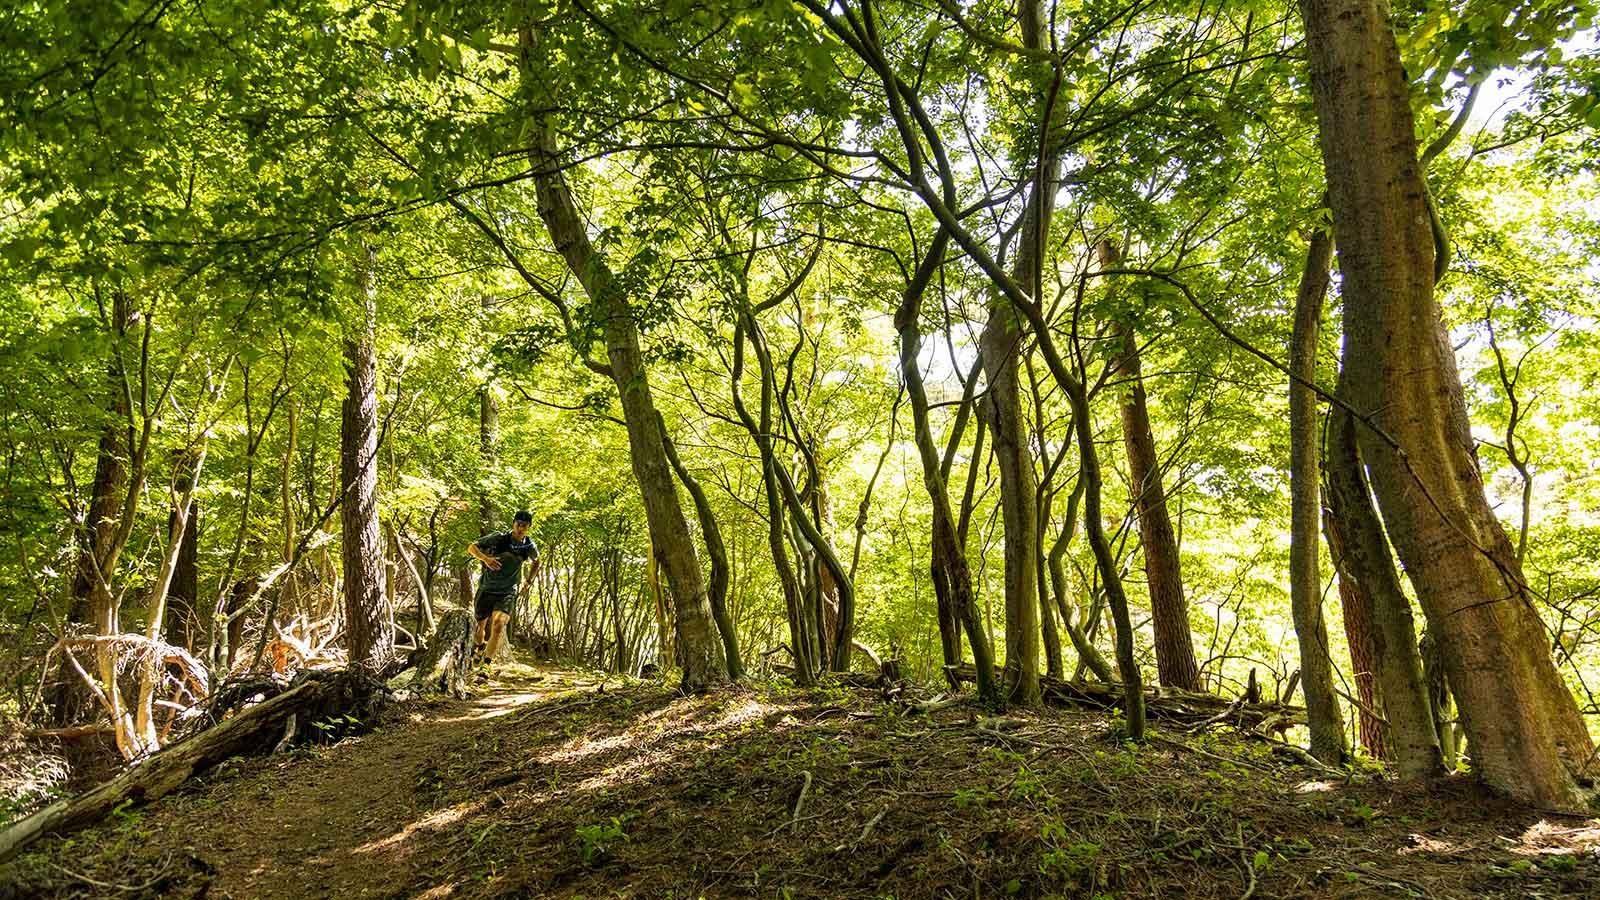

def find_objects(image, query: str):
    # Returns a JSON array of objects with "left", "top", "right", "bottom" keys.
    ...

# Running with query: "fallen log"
[
  {"left": 950, "top": 664, "right": 1305, "bottom": 730},
  {"left": 0, "top": 669, "right": 382, "bottom": 862}
]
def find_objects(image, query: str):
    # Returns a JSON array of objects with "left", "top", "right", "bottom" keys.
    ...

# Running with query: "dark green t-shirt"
[{"left": 474, "top": 531, "right": 537, "bottom": 598}]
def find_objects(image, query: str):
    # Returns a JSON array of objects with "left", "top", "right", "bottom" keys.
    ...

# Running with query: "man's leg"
[{"left": 485, "top": 609, "right": 511, "bottom": 664}]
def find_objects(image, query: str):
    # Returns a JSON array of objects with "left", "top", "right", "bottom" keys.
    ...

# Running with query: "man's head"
[{"left": 512, "top": 510, "right": 532, "bottom": 539}]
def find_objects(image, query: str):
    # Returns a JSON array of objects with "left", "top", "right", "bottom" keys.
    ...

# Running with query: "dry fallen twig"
[{"left": 791, "top": 771, "right": 812, "bottom": 834}]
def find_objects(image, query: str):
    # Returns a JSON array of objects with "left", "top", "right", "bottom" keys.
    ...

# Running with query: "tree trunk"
[
  {"left": 1325, "top": 506, "right": 1386, "bottom": 758},
  {"left": 163, "top": 504, "right": 199, "bottom": 652},
  {"left": 478, "top": 379, "right": 498, "bottom": 532},
  {"left": 1288, "top": 227, "right": 1347, "bottom": 764},
  {"left": 519, "top": 28, "right": 724, "bottom": 690},
  {"left": 1325, "top": 401, "right": 1443, "bottom": 777},
  {"left": 1300, "top": 0, "right": 1592, "bottom": 809},
  {"left": 1045, "top": 480, "right": 1116, "bottom": 682},
  {"left": 340, "top": 242, "right": 394, "bottom": 673},
  {"left": 1066, "top": 378, "right": 1147, "bottom": 738},
  {"left": 1105, "top": 248, "right": 1201, "bottom": 693},
  {"left": 730, "top": 319, "right": 815, "bottom": 684},
  {"left": 896, "top": 230, "right": 1000, "bottom": 705},
  {"left": 660, "top": 416, "right": 743, "bottom": 680},
  {"left": 978, "top": 209, "right": 1048, "bottom": 707}
]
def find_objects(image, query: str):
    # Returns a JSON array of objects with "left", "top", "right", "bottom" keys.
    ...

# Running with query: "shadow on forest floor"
[{"left": 5, "top": 659, "right": 1600, "bottom": 899}]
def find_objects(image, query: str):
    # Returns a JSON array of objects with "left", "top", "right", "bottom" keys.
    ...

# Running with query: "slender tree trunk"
[
  {"left": 1325, "top": 401, "right": 1443, "bottom": 777},
  {"left": 1325, "top": 506, "right": 1386, "bottom": 758},
  {"left": 478, "top": 376, "right": 498, "bottom": 532},
  {"left": 1300, "top": 0, "right": 1592, "bottom": 809},
  {"left": 730, "top": 319, "right": 815, "bottom": 684},
  {"left": 1104, "top": 243, "right": 1201, "bottom": 691},
  {"left": 1288, "top": 227, "right": 1347, "bottom": 764},
  {"left": 1046, "top": 480, "right": 1116, "bottom": 682},
  {"left": 896, "top": 230, "right": 1000, "bottom": 705},
  {"left": 660, "top": 417, "right": 743, "bottom": 680},
  {"left": 1066, "top": 378, "right": 1146, "bottom": 737},
  {"left": 1027, "top": 362, "right": 1064, "bottom": 680},
  {"left": 340, "top": 243, "right": 394, "bottom": 673},
  {"left": 979, "top": 299, "right": 1040, "bottom": 705},
  {"left": 519, "top": 29, "right": 723, "bottom": 690}
]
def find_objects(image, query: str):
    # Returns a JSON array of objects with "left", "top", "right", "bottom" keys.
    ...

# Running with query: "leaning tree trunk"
[
  {"left": 660, "top": 416, "right": 743, "bottom": 680},
  {"left": 1325, "top": 401, "right": 1443, "bottom": 777},
  {"left": 1300, "top": 0, "right": 1592, "bottom": 810},
  {"left": 730, "top": 319, "right": 816, "bottom": 684},
  {"left": 1104, "top": 243, "right": 1201, "bottom": 692},
  {"left": 518, "top": 28, "right": 723, "bottom": 690},
  {"left": 341, "top": 242, "right": 394, "bottom": 673},
  {"left": 1288, "top": 227, "right": 1347, "bottom": 764}
]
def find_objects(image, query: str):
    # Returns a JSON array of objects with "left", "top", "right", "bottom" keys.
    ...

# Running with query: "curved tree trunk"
[
  {"left": 1325, "top": 401, "right": 1443, "bottom": 777},
  {"left": 1300, "top": 0, "right": 1591, "bottom": 809},
  {"left": 896, "top": 230, "right": 1000, "bottom": 706},
  {"left": 1288, "top": 227, "right": 1347, "bottom": 764},
  {"left": 660, "top": 417, "right": 743, "bottom": 680},
  {"left": 729, "top": 319, "right": 814, "bottom": 684},
  {"left": 518, "top": 27, "right": 723, "bottom": 691},
  {"left": 341, "top": 242, "right": 394, "bottom": 673}
]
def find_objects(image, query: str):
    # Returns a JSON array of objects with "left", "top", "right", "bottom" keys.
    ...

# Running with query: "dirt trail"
[{"left": 7, "top": 663, "right": 1600, "bottom": 899}]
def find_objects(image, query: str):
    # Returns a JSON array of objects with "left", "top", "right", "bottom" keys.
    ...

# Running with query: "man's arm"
[{"left": 467, "top": 534, "right": 502, "bottom": 570}]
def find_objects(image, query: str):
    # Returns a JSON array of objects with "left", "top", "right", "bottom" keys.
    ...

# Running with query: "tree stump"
[{"left": 404, "top": 609, "right": 474, "bottom": 698}]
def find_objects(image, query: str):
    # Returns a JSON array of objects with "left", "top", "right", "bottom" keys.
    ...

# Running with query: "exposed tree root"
[{"left": 0, "top": 669, "right": 386, "bottom": 863}]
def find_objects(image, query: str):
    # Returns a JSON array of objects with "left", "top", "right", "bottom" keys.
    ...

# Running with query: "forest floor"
[{"left": 5, "top": 661, "right": 1600, "bottom": 899}]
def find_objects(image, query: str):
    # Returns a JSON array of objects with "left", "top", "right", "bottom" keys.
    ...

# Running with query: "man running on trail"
[{"left": 468, "top": 510, "right": 540, "bottom": 667}]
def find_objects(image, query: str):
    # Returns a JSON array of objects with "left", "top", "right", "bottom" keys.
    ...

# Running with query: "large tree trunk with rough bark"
[
  {"left": 1288, "top": 227, "right": 1347, "bottom": 764},
  {"left": 1325, "top": 402, "right": 1443, "bottom": 777},
  {"left": 1300, "top": 0, "right": 1592, "bottom": 809},
  {"left": 518, "top": 29, "right": 724, "bottom": 691},
  {"left": 341, "top": 243, "right": 394, "bottom": 673}
]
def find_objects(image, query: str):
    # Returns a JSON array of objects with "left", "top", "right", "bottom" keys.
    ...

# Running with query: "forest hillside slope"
[{"left": 5, "top": 664, "right": 1599, "bottom": 899}]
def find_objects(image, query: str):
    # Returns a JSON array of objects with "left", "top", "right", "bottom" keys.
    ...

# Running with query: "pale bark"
[
  {"left": 1288, "top": 227, "right": 1347, "bottom": 764},
  {"left": 1300, "top": 0, "right": 1592, "bottom": 809}
]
